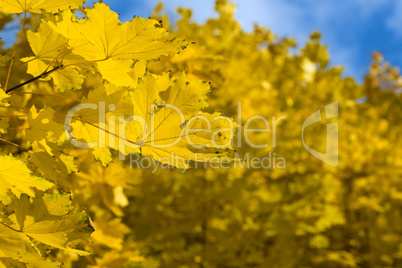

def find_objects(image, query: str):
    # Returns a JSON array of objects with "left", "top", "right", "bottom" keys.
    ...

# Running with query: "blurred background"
[
  {"left": 1, "top": 0, "right": 401, "bottom": 267},
  {"left": 100, "top": 0, "right": 401, "bottom": 83}
]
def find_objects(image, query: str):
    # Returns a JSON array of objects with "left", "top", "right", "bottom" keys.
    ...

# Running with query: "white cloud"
[
  {"left": 386, "top": 0, "right": 402, "bottom": 37},
  {"left": 234, "top": 0, "right": 306, "bottom": 34},
  {"left": 149, "top": 0, "right": 370, "bottom": 79},
  {"left": 107, "top": 0, "right": 396, "bottom": 81},
  {"left": 354, "top": 0, "right": 392, "bottom": 18},
  {"left": 136, "top": 0, "right": 215, "bottom": 23},
  {"left": 226, "top": 0, "right": 392, "bottom": 79}
]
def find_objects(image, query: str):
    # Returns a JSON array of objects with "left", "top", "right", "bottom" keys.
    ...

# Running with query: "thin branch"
[
  {"left": 77, "top": 64, "right": 97, "bottom": 72},
  {"left": 60, "top": 57, "right": 107, "bottom": 70},
  {"left": 0, "top": 106, "right": 30, "bottom": 110},
  {"left": 0, "top": 221, "right": 21, "bottom": 232},
  {"left": 0, "top": 114, "right": 28, "bottom": 117},
  {"left": 6, "top": 127, "right": 30, "bottom": 130},
  {"left": 53, "top": 112, "right": 142, "bottom": 146},
  {"left": 6, "top": 65, "right": 63, "bottom": 94},
  {"left": 0, "top": 58, "right": 33, "bottom": 80},
  {"left": 85, "top": 255, "right": 97, "bottom": 266},
  {"left": 4, "top": 11, "right": 27, "bottom": 91},
  {"left": 201, "top": 174, "right": 209, "bottom": 268},
  {"left": 0, "top": 137, "right": 28, "bottom": 151},
  {"left": 10, "top": 91, "right": 81, "bottom": 102}
]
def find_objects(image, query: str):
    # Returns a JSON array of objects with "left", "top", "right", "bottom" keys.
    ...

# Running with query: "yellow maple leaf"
[
  {"left": 72, "top": 3, "right": 187, "bottom": 61},
  {"left": 67, "top": 72, "right": 236, "bottom": 168},
  {"left": 96, "top": 59, "right": 137, "bottom": 87},
  {"left": 26, "top": 106, "right": 65, "bottom": 143},
  {"left": 0, "top": 118, "right": 8, "bottom": 136},
  {"left": 30, "top": 141, "right": 77, "bottom": 182},
  {"left": 0, "top": 88, "right": 10, "bottom": 107},
  {"left": 0, "top": 155, "right": 53, "bottom": 204},
  {"left": 7, "top": 193, "right": 94, "bottom": 255},
  {"left": 136, "top": 73, "right": 235, "bottom": 168},
  {"left": 0, "top": 223, "right": 32, "bottom": 258},
  {"left": 22, "top": 21, "right": 85, "bottom": 91},
  {"left": 0, "top": 0, "right": 85, "bottom": 14},
  {"left": 22, "top": 6, "right": 184, "bottom": 91},
  {"left": 91, "top": 217, "right": 131, "bottom": 250}
]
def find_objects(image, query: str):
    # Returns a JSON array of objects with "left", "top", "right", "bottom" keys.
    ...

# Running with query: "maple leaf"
[
  {"left": 0, "top": 155, "right": 53, "bottom": 204},
  {"left": 22, "top": 5, "right": 185, "bottom": 91},
  {"left": 0, "top": 89, "right": 10, "bottom": 107},
  {"left": 30, "top": 141, "right": 78, "bottom": 182},
  {"left": 91, "top": 147, "right": 112, "bottom": 167},
  {"left": 0, "top": 54, "right": 11, "bottom": 67},
  {"left": 50, "top": 65, "right": 86, "bottom": 92},
  {"left": 0, "top": 224, "right": 32, "bottom": 258},
  {"left": 72, "top": 3, "right": 187, "bottom": 61},
  {"left": 22, "top": 21, "right": 85, "bottom": 91},
  {"left": 47, "top": 9, "right": 99, "bottom": 61},
  {"left": 0, "top": 223, "right": 61, "bottom": 267},
  {"left": 25, "top": 22, "right": 68, "bottom": 62},
  {"left": 160, "top": 72, "right": 210, "bottom": 116},
  {"left": 0, "top": 119, "right": 8, "bottom": 137},
  {"left": 68, "top": 84, "right": 141, "bottom": 166},
  {"left": 91, "top": 217, "right": 130, "bottom": 250},
  {"left": 136, "top": 72, "right": 235, "bottom": 168},
  {"left": 184, "top": 112, "right": 237, "bottom": 148},
  {"left": 131, "top": 72, "right": 164, "bottom": 120},
  {"left": 67, "top": 72, "right": 236, "bottom": 168},
  {"left": 0, "top": 231, "right": 61, "bottom": 268},
  {"left": 73, "top": 162, "right": 133, "bottom": 215},
  {"left": 16, "top": 253, "right": 61, "bottom": 267},
  {"left": 26, "top": 106, "right": 65, "bottom": 143},
  {"left": 95, "top": 250, "right": 145, "bottom": 268},
  {"left": 0, "top": 0, "right": 85, "bottom": 14},
  {"left": 96, "top": 59, "right": 138, "bottom": 88},
  {"left": 23, "top": 55, "right": 85, "bottom": 92},
  {"left": 6, "top": 193, "right": 94, "bottom": 255}
]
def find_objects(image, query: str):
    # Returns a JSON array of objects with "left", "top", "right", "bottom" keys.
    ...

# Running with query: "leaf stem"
[
  {"left": 54, "top": 112, "right": 141, "bottom": 146},
  {"left": 10, "top": 91, "right": 81, "bottom": 102},
  {"left": 0, "top": 106, "right": 30, "bottom": 110},
  {"left": 0, "top": 58, "right": 33, "bottom": 80},
  {"left": 0, "top": 137, "right": 28, "bottom": 151},
  {"left": 61, "top": 58, "right": 107, "bottom": 69},
  {"left": 6, "top": 127, "right": 30, "bottom": 130},
  {"left": 0, "top": 114, "right": 28, "bottom": 117},
  {"left": 85, "top": 255, "right": 97, "bottom": 266},
  {"left": 6, "top": 65, "right": 63, "bottom": 94},
  {"left": 4, "top": 11, "right": 27, "bottom": 91}
]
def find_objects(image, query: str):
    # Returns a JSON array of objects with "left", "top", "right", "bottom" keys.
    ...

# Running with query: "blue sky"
[
  {"left": 2, "top": 0, "right": 397, "bottom": 83},
  {"left": 101, "top": 0, "right": 401, "bottom": 84}
]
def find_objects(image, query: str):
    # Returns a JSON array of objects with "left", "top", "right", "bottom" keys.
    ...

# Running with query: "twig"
[
  {"left": 4, "top": 12, "right": 27, "bottom": 90},
  {"left": 0, "top": 137, "right": 28, "bottom": 151},
  {"left": 10, "top": 91, "right": 81, "bottom": 102},
  {"left": 6, "top": 65, "right": 63, "bottom": 94}
]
